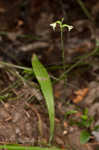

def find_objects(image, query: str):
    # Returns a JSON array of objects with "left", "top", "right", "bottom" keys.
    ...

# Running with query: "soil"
[{"left": 0, "top": 0, "right": 99, "bottom": 150}]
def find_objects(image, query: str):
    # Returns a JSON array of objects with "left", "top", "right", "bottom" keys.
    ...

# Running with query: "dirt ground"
[{"left": 0, "top": 0, "right": 99, "bottom": 150}]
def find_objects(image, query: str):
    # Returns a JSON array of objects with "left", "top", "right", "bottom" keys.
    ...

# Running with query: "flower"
[
  {"left": 62, "top": 24, "right": 73, "bottom": 31},
  {"left": 67, "top": 25, "right": 73, "bottom": 31},
  {"left": 50, "top": 22, "right": 57, "bottom": 31}
]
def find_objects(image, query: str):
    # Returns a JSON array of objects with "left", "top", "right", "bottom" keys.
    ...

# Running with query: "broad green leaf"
[
  {"left": 80, "top": 130, "right": 91, "bottom": 144},
  {"left": 0, "top": 145, "right": 61, "bottom": 150},
  {"left": 32, "top": 54, "right": 55, "bottom": 143}
]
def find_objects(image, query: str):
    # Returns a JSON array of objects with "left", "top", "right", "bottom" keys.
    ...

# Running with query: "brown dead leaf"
[
  {"left": 16, "top": 19, "right": 24, "bottom": 30},
  {"left": 17, "top": 19, "right": 24, "bottom": 27},
  {"left": 73, "top": 88, "right": 89, "bottom": 103},
  {"left": 54, "top": 90, "right": 61, "bottom": 98},
  {"left": 63, "top": 121, "right": 68, "bottom": 128}
]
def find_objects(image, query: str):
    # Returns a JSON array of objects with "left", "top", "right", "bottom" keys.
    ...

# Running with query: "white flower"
[
  {"left": 62, "top": 24, "right": 73, "bottom": 31},
  {"left": 50, "top": 22, "right": 57, "bottom": 31},
  {"left": 68, "top": 25, "right": 73, "bottom": 31}
]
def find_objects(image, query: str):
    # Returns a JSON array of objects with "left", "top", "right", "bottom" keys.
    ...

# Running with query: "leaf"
[
  {"left": 0, "top": 145, "right": 61, "bottom": 150},
  {"left": 32, "top": 54, "right": 55, "bottom": 143},
  {"left": 80, "top": 130, "right": 91, "bottom": 144},
  {"left": 73, "top": 88, "right": 89, "bottom": 103},
  {"left": 94, "top": 125, "right": 99, "bottom": 131},
  {"left": 65, "top": 110, "right": 78, "bottom": 118}
]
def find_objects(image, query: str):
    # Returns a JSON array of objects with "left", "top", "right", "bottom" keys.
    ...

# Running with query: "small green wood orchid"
[{"left": 50, "top": 18, "right": 73, "bottom": 31}]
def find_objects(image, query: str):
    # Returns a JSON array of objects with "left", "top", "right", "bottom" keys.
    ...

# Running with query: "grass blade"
[
  {"left": 32, "top": 54, "right": 55, "bottom": 143},
  {"left": 0, "top": 145, "right": 61, "bottom": 150}
]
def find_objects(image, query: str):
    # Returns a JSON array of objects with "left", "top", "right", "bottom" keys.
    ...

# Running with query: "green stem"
[
  {"left": 60, "top": 26, "right": 68, "bottom": 87},
  {"left": 61, "top": 28, "right": 65, "bottom": 71},
  {"left": 76, "top": 0, "right": 93, "bottom": 21},
  {"left": 0, "top": 61, "right": 32, "bottom": 72},
  {"left": 60, "top": 46, "right": 98, "bottom": 80}
]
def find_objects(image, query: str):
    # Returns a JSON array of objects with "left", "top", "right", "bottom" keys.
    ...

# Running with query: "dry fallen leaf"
[
  {"left": 73, "top": 88, "right": 89, "bottom": 103},
  {"left": 63, "top": 121, "right": 68, "bottom": 128}
]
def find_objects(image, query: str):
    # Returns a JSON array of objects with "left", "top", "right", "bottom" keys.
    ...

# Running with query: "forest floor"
[{"left": 0, "top": 0, "right": 99, "bottom": 150}]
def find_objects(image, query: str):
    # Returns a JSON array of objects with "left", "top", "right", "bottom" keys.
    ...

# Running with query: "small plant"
[
  {"left": 50, "top": 18, "right": 73, "bottom": 71},
  {"left": 78, "top": 109, "right": 93, "bottom": 144},
  {"left": 66, "top": 108, "right": 94, "bottom": 144},
  {"left": 77, "top": 108, "right": 93, "bottom": 128},
  {"left": 65, "top": 110, "right": 78, "bottom": 118},
  {"left": 79, "top": 110, "right": 99, "bottom": 144}
]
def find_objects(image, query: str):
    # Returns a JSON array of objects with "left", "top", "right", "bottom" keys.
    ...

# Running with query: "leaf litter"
[{"left": 0, "top": 0, "right": 99, "bottom": 150}]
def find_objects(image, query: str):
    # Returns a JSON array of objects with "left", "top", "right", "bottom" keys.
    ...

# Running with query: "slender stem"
[
  {"left": 0, "top": 61, "right": 32, "bottom": 72},
  {"left": 61, "top": 28, "right": 65, "bottom": 71},
  {"left": 60, "top": 26, "right": 68, "bottom": 87},
  {"left": 60, "top": 46, "right": 98, "bottom": 80},
  {"left": 76, "top": 0, "right": 93, "bottom": 21}
]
